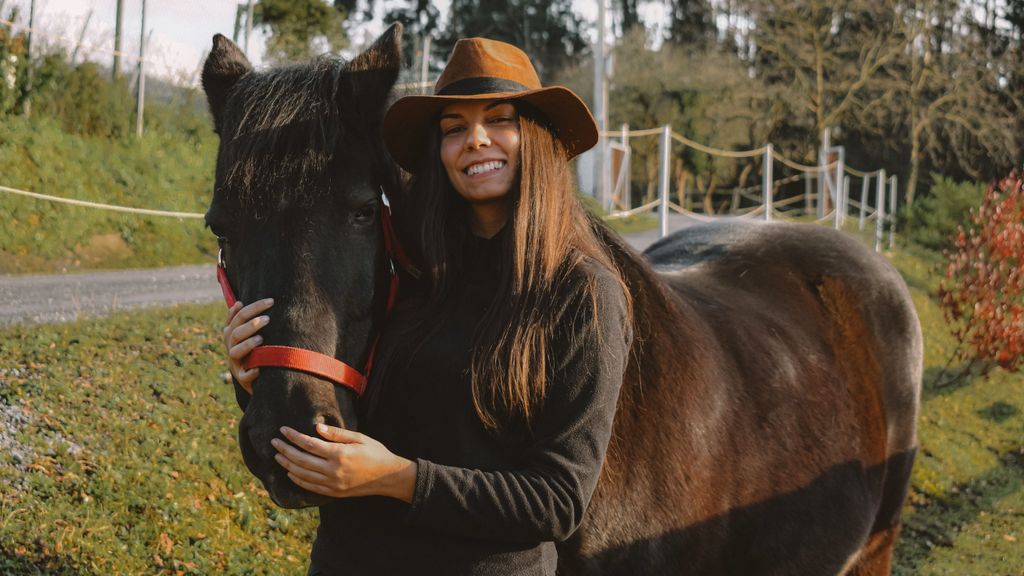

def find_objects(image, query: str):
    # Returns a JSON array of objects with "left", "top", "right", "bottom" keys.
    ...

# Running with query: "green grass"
[
  {"left": 0, "top": 304, "right": 316, "bottom": 574},
  {"left": 0, "top": 245, "right": 1020, "bottom": 574},
  {"left": 886, "top": 246, "right": 1024, "bottom": 575},
  {"left": 0, "top": 115, "right": 218, "bottom": 274}
]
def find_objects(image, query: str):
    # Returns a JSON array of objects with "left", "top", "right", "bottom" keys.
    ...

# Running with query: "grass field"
[{"left": 0, "top": 246, "right": 1020, "bottom": 574}]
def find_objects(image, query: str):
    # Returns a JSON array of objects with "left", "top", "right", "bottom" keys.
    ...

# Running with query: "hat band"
[{"left": 436, "top": 77, "right": 531, "bottom": 96}]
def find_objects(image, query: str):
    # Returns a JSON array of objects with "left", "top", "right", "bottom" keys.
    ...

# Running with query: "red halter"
[{"left": 217, "top": 190, "right": 412, "bottom": 397}]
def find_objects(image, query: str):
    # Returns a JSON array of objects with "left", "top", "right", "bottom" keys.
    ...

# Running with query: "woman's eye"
[
  {"left": 489, "top": 116, "right": 514, "bottom": 124},
  {"left": 442, "top": 125, "right": 465, "bottom": 136}
]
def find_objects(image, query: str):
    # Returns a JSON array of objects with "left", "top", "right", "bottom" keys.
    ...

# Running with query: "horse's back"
[{"left": 646, "top": 220, "right": 921, "bottom": 455}]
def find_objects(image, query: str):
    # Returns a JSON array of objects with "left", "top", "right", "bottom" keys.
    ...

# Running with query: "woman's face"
[{"left": 439, "top": 100, "right": 520, "bottom": 205}]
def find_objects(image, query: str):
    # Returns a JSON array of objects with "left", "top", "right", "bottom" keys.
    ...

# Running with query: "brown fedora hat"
[{"left": 382, "top": 37, "right": 599, "bottom": 173}]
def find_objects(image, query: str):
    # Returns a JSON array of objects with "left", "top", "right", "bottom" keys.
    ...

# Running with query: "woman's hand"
[
  {"left": 222, "top": 298, "right": 274, "bottom": 388},
  {"left": 272, "top": 425, "right": 418, "bottom": 502}
]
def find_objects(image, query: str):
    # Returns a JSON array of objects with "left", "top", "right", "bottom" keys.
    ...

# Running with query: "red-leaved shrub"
[{"left": 936, "top": 171, "right": 1024, "bottom": 381}]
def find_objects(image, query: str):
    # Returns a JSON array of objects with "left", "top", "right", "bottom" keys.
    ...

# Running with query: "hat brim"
[{"left": 382, "top": 86, "right": 599, "bottom": 174}]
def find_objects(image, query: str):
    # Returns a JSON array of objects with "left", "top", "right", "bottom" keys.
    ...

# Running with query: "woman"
[{"left": 223, "top": 37, "right": 632, "bottom": 574}]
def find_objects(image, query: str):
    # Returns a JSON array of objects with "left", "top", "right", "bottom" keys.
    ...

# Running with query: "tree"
[
  {"left": 935, "top": 171, "right": 1024, "bottom": 385},
  {"left": 740, "top": 0, "right": 905, "bottom": 153},
  {"left": 255, "top": 0, "right": 350, "bottom": 64},
  {"left": 557, "top": 27, "right": 772, "bottom": 211},
  {"left": 438, "top": 0, "right": 588, "bottom": 80},
  {"left": 665, "top": 0, "right": 715, "bottom": 46},
  {"left": 869, "top": 1, "right": 1018, "bottom": 215}
]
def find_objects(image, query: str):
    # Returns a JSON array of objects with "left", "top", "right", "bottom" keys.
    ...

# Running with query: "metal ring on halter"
[{"left": 218, "top": 247, "right": 227, "bottom": 268}]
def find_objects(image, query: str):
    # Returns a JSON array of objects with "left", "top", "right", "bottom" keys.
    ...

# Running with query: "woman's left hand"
[{"left": 272, "top": 425, "right": 417, "bottom": 502}]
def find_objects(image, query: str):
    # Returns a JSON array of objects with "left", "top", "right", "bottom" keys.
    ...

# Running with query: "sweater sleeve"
[{"left": 402, "top": 265, "right": 631, "bottom": 543}]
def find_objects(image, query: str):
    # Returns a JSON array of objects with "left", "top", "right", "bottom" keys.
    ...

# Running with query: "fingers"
[
  {"left": 316, "top": 424, "right": 364, "bottom": 444},
  {"left": 273, "top": 440, "right": 330, "bottom": 483},
  {"left": 235, "top": 366, "right": 259, "bottom": 387},
  {"left": 287, "top": 470, "right": 332, "bottom": 497},
  {"left": 280, "top": 426, "right": 336, "bottom": 457},
  {"left": 225, "top": 301, "right": 243, "bottom": 326},
  {"left": 272, "top": 436, "right": 329, "bottom": 474},
  {"left": 223, "top": 298, "right": 274, "bottom": 345},
  {"left": 229, "top": 332, "right": 264, "bottom": 362}
]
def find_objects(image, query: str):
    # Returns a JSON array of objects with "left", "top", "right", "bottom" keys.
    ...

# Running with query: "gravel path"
[
  {"left": 0, "top": 213, "right": 713, "bottom": 327},
  {"left": 0, "top": 264, "right": 222, "bottom": 326}
]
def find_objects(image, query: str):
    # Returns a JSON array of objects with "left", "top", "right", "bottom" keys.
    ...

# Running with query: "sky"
[{"left": 3, "top": 0, "right": 665, "bottom": 86}]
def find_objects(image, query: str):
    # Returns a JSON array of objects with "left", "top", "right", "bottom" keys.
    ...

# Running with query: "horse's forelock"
[{"left": 218, "top": 55, "right": 364, "bottom": 212}]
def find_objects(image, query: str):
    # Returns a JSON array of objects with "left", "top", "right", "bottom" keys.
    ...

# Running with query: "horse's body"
[
  {"left": 559, "top": 222, "right": 921, "bottom": 575},
  {"left": 201, "top": 25, "right": 921, "bottom": 575}
]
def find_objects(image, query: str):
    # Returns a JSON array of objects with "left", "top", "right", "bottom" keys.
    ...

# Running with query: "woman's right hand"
[{"left": 223, "top": 298, "right": 274, "bottom": 389}]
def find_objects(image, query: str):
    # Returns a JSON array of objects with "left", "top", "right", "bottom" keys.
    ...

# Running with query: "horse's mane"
[{"left": 218, "top": 56, "right": 353, "bottom": 213}]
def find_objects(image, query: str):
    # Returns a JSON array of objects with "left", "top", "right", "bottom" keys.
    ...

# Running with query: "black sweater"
[{"left": 309, "top": 234, "right": 631, "bottom": 575}]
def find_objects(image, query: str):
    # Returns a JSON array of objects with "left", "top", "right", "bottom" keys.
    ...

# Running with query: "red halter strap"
[{"left": 217, "top": 191, "right": 407, "bottom": 397}]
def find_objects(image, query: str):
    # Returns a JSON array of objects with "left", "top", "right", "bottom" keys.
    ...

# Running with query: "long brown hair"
[{"left": 393, "top": 104, "right": 631, "bottom": 432}]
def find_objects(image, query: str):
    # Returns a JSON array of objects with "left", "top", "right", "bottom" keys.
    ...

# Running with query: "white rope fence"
[
  {"left": 0, "top": 184, "right": 205, "bottom": 219},
  {"left": 598, "top": 124, "right": 899, "bottom": 251}
]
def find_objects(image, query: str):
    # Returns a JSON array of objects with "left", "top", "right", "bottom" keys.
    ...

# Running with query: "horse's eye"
[{"left": 352, "top": 203, "right": 376, "bottom": 225}]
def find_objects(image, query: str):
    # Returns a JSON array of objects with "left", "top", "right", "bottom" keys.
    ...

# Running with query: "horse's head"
[{"left": 201, "top": 24, "right": 403, "bottom": 508}]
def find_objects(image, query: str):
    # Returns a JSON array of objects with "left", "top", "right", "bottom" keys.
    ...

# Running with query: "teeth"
[{"left": 466, "top": 160, "right": 505, "bottom": 176}]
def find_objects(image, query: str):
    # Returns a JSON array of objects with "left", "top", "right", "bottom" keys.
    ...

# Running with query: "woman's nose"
[{"left": 467, "top": 123, "right": 490, "bottom": 149}]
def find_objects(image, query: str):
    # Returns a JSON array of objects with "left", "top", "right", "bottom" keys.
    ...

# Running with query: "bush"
[
  {"left": 908, "top": 174, "right": 986, "bottom": 251},
  {"left": 935, "top": 170, "right": 1024, "bottom": 382},
  {"left": 30, "top": 56, "right": 136, "bottom": 138}
]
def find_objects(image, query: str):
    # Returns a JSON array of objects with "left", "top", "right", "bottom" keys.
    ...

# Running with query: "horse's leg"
[{"left": 843, "top": 525, "right": 900, "bottom": 576}]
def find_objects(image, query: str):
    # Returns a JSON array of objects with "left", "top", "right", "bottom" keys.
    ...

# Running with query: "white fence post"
[
  {"left": 622, "top": 123, "right": 630, "bottom": 211},
  {"left": 889, "top": 175, "right": 898, "bottom": 250},
  {"left": 834, "top": 146, "right": 845, "bottom": 229},
  {"left": 659, "top": 124, "right": 671, "bottom": 238},
  {"left": 875, "top": 169, "right": 886, "bottom": 252},
  {"left": 763, "top": 143, "right": 773, "bottom": 221},
  {"left": 859, "top": 175, "right": 870, "bottom": 231}
]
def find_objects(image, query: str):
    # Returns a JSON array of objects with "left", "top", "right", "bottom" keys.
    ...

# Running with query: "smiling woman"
[{"left": 221, "top": 35, "right": 632, "bottom": 575}]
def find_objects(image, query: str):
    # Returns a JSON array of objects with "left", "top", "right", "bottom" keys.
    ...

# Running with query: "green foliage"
[
  {"left": 438, "top": 0, "right": 588, "bottom": 79},
  {"left": 30, "top": 57, "right": 135, "bottom": 138},
  {"left": 0, "top": 115, "right": 218, "bottom": 273},
  {"left": 0, "top": 6, "right": 27, "bottom": 115},
  {"left": 0, "top": 304, "right": 317, "bottom": 574},
  {"left": 908, "top": 174, "right": 986, "bottom": 251},
  {"left": 257, "top": 0, "right": 349, "bottom": 64}
]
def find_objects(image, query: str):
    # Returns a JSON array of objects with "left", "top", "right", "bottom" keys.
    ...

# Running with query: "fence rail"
[{"left": 599, "top": 124, "right": 898, "bottom": 251}]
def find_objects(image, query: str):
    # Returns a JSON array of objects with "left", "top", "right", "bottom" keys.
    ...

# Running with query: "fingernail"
[
  {"left": 317, "top": 423, "right": 327, "bottom": 432},
  {"left": 280, "top": 426, "right": 290, "bottom": 435},
  {"left": 271, "top": 439, "right": 280, "bottom": 448},
  {"left": 264, "top": 298, "right": 274, "bottom": 305},
  {"left": 254, "top": 335, "right": 263, "bottom": 344}
]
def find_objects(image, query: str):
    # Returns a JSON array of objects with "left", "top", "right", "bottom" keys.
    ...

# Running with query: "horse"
[{"left": 201, "top": 24, "right": 922, "bottom": 575}]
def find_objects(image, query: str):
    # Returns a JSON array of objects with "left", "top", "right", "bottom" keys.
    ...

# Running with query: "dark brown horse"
[{"left": 201, "top": 24, "right": 921, "bottom": 575}]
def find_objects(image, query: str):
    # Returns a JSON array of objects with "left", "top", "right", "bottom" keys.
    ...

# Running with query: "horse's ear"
[
  {"left": 343, "top": 22, "right": 403, "bottom": 116},
  {"left": 202, "top": 34, "right": 253, "bottom": 134}
]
